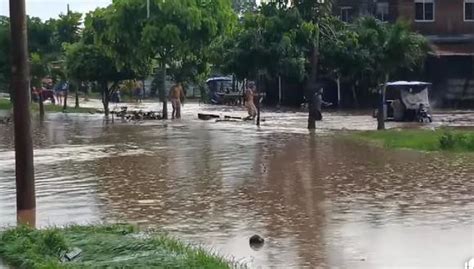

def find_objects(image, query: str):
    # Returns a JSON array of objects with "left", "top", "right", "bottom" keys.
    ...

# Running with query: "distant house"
[{"left": 333, "top": 0, "right": 474, "bottom": 107}]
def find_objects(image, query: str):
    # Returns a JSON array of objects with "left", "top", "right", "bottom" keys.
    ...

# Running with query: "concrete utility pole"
[{"left": 10, "top": 0, "right": 36, "bottom": 226}]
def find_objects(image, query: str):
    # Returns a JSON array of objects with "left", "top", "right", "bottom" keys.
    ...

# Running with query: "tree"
[
  {"left": 47, "top": 11, "right": 82, "bottom": 51},
  {"left": 65, "top": 42, "right": 140, "bottom": 116},
  {"left": 290, "top": 0, "right": 334, "bottom": 129},
  {"left": 215, "top": 2, "right": 319, "bottom": 107},
  {"left": 90, "top": 0, "right": 235, "bottom": 119},
  {"left": 232, "top": 0, "right": 257, "bottom": 14},
  {"left": 320, "top": 17, "right": 370, "bottom": 107},
  {"left": 355, "top": 17, "right": 429, "bottom": 130},
  {"left": 28, "top": 16, "right": 55, "bottom": 55},
  {"left": 30, "top": 53, "right": 50, "bottom": 117},
  {"left": 0, "top": 16, "right": 10, "bottom": 93}
]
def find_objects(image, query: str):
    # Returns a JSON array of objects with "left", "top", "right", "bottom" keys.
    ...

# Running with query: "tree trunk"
[
  {"left": 160, "top": 65, "right": 168, "bottom": 119},
  {"left": 101, "top": 81, "right": 109, "bottom": 116},
  {"left": 38, "top": 90, "right": 44, "bottom": 118},
  {"left": 377, "top": 74, "right": 389, "bottom": 130},
  {"left": 75, "top": 82, "right": 79, "bottom": 109},
  {"left": 62, "top": 88, "right": 68, "bottom": 111},
  {"left": 10, "top": 0, "right": 36, "bottom": 227},
  {"left": 256, "top": 74, "right": 261, "bottom": 126},
  {"left": 84, "top": 83, "right": 89, "bottom": 101},
  {"left": 336, "top": 77, "right": 341, "bottom": 108},
  {"left": 306, "top": 41, "right": 319, "bottom": 130},
  {"left": 352, "top": 83, "right": 359, "bottom": 108},
  {"left": 278, "top": 75, "right": 282, "bottom": 106}
]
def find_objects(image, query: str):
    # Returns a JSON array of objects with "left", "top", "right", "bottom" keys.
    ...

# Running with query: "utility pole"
[{"left": 10, "top": 0, "right": 36, "bottom": 226}]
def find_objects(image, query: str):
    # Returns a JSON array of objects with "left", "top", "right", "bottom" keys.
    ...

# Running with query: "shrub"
[{"left": 439, "top": 132, "right": 456, "bottom": 150}]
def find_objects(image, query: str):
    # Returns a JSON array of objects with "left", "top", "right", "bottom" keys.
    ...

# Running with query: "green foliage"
[
  {"left": 0, "top": 225, "right": 68, "bottom": 268},
  {"left": 0, "top": 224, "right": 234, "bottom": 269},
  {"left": 217, "top": 2, "right": 313, "bottom": 81},
  {"left": 354, "top": 17, "right": 429, "bottom": 85},
  {"left": 0, "top": 16, "right": 10, "bottom": 92},
  {"left": 28, "top": 16, "right": 55, "bottom": 55},
  {"left": 0, "top": 98, "right": 11, "bottom": 110},
  {"left": 439, "top": 131, "right": 474, "bottom": 151},
  {"left": 47, "top": 11, "right": 82, "bottom": 50},
  {"left": 355, "top": 129, "right": 474, "bottom": 152},
  {"left": 232, "top": 0, "right": 257, "bottom": 14},
  {"left": 30, "top": 53, "right": 50, "bottom": 87},
  {"left": 89, "top": 0, "right": 234, "bottom": 84}
]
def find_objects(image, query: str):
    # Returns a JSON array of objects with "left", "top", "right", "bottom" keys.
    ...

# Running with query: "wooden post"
[
  {"left": 336, "top": 77, "right": 341, "bottom": 108},
  {"left": 63, "top": 84, "right": 68, "bottom": 111},
  {"left": 377, "top": 75, "right": 388, "bottom": 130},
  {"left": 160, "top": 64, "right": 168, "bottom": 119},
  {"left": 256, "top": 73, "right": 261, "bottom": 126},
  {"left": 74, "top": 82, "right": 82, "bottom": 109},
  {"left": 10, "top": 0, "right": 36, "bottom": 227},
  {"left": 38, "top": 89, "right": 44, "bottom": 118},
  {"left": 278, "top": 75, "right": 282, "bottom": 106}
]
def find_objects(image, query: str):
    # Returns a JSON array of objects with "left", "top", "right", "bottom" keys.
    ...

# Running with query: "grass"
[
  {"left": 353, "top": 128, "right": 474, "bottom": 152},
  {"left": 0, "top": 224, "right": 234, "bottom": 269},
  {"left": 0, "top": 98, "right": 98, "bottom": 114}
]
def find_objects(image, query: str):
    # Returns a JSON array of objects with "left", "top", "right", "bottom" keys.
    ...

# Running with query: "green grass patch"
[
  {"left": 0, "top": 98, "right": 97, "bottom": 114},
  {"left": 353, "top": 128, "right": 474, "bottom": 152},
  {"left": 0, "top": 224, "right": 233, "bottom": 269},
  {"left": 0, "top": 98, "right": 11, "bottom": 110}
]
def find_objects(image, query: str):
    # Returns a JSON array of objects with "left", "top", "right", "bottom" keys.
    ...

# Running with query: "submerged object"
[{"left": 249, "top": 234, "right": 264, "bottom": 251}]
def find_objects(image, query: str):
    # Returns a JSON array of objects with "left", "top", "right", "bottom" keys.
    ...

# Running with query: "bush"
[
  {"left": 439, "top": 131, "right": 474, "bottom": 151},
  {"left": 439, "top": 132, "right": 456, "bottom": 150}
]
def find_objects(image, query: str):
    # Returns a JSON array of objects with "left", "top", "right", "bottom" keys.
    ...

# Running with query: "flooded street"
[{"left": 0, "top": 102, "right": 473, "bottom": 268}]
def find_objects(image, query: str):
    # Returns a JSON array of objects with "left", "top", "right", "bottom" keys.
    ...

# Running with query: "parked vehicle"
[
  {"left": 374, "top": 81, "right": 433, "bottom": 122},
  {"left": 206, "top": 77, "right": 242, "bottom": 105}
]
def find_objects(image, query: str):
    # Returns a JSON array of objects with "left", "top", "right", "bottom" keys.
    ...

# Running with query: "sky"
[
  {"left": 0, "top": 0, "right": 266, "bottom": 21},
  {"left": 0, "top": 0, "right": 112, "bottom": 20}
]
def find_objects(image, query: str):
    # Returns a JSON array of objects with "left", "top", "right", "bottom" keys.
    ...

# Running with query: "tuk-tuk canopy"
[
  {"left": 385, "top": 81, "right": 432, "bottom": 87},
  {"left": 385, "top": 81, "right": 431, "bottom": 109},
  {"left": 206, "top": 77, "right": 232, "bottom": 84}
]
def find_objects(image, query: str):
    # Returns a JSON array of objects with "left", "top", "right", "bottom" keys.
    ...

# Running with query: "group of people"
[
  {"left": 168, "top": 80, "right": 260, "bottom": 121},
  {"left": 169, "top": 80, "right": 330, "bottom": 122},
  {"left": 31, "top": 80, "right": 69, "bottom": 105}
]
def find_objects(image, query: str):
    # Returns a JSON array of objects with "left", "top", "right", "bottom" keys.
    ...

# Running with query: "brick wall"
[{"left": 396, "top": 0, "right": 474, "bottom": 35}]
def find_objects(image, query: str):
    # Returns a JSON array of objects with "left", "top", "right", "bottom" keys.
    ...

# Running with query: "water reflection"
[{"left": 0, "top": 104, "right": 473, "bottom": 268}]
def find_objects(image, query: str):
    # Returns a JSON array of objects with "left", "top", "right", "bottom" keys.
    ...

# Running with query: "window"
[
  {"left": 415, "top": 0, "right": 435, "bottom": 22},
  {"left": 376, "top": 2, "right": 390, "bottom": 22},
  {"left": 466, "top": 0, "right": 474, "bottom": 21},
  {"left": 340, "top": 7, "right": 353, "bottom": 22}
]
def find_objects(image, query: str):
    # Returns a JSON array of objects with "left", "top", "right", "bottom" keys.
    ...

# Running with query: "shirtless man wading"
[
  {"left": 245, "top": 82, "right": 257, "bottom": 120},
  {"left": 169, "top": 83, "right": 185, "bottom": 119}
]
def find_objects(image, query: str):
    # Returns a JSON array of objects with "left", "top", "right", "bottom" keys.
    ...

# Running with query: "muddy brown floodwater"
[{"left": 0, "top": 102, "right": 473, "bottom": 268}]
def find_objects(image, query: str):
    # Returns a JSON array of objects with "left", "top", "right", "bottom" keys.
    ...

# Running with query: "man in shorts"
[
  {"left": 244, "top": 82, "right": 257, "bottom": 120},
  {"left": 169, "top": 83, "right": 185, "bottom": 119}
]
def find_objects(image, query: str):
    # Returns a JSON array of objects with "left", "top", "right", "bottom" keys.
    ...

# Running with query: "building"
[
  {"left": 334, "top": 0, "right": 474, "bottom": 107},
  {"left": 395, "top": 0, "right": 474, "bottom": 107}
]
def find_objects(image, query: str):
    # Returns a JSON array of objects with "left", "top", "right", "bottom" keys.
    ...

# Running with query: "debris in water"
[{"left": 249, "top": 235, "right": 264, "bottom": 251}]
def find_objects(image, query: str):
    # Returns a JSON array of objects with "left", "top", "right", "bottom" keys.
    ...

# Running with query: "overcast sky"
[
  {"left": 1, "top": 0, "right": 266, "bottom": 21},
  {"left": 0, "top": 0, "right": 112, "bottom": 20}
]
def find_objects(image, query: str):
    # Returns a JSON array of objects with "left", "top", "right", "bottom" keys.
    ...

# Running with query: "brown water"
[{"left": 0, "top": 102, "right": 473, "bottom": 268}]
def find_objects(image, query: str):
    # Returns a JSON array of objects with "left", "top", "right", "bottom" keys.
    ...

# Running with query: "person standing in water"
[
  {"left": 244, "top": 81, "right": 257, "bottom": 120},
  {"left": 310, "top": 87, "right": 332, "bottom": 121},
  {"left": 169, "top": 82, "right": 185, "bottom": 119}
]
